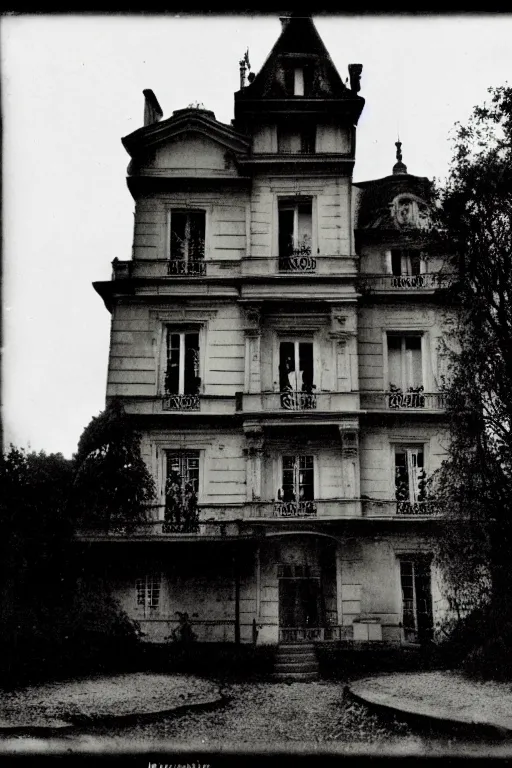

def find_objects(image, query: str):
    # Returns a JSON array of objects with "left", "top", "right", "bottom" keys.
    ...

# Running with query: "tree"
[
  {"left": 431, "top": 86, "right": 512, "bottom": 675},
  {"left": 0, "top": 447, "right": 75, "bottom": 683},
  {"left": 72, "top": 398, "right": 156, "bottom": 532}
]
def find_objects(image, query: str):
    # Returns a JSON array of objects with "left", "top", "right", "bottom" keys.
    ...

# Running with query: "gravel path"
[
  {"left": 63, "top": 681, "right": 417, "bottom": 748},
  {"left": 0, "top": 673, "right": 218, "bottom": 729},
  {"left": 351, "top": 672, "right": 512, "bottom": 730}
]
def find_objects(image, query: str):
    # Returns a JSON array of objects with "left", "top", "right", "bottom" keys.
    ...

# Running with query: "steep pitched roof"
[{"left": 236, "top": 14, "right": 355, "bottom": 102}]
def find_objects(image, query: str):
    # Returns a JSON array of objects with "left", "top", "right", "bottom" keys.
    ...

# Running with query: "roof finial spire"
[{"left": 393, "top": 137, "right": 408, "bottom": 175}]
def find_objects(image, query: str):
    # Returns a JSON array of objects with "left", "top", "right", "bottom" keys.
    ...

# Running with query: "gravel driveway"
[{"left": 63, "top": 681, "right": 416, "bottom": 748}]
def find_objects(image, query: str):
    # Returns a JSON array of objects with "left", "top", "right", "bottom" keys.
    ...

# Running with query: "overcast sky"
[{"left": 2, "top": 12, "right": 512, "bottom": 458}]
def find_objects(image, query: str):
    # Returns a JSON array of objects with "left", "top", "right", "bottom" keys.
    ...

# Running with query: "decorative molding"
[
  {"left": 243, "top": 304, "right": 262, "bottom": 330},
  {"left": 265, "top": 313, "right": 328, "bottom": 332},
  {"left": 150, "top": 307, "right": 219, "bottom": 324}
]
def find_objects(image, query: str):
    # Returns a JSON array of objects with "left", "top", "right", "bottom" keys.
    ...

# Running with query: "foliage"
[
  {"left": 72, "top": 398, "right": 156, "bottom": 532},
  {"left": 0, "top": 443, "right": 143, "bottom": 687},
  {"left": 430, "top": 86, "right": 512, "bottom": 671}
]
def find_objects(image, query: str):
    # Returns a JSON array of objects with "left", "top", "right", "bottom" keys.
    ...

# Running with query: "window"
[
  {"left": 399, "top": 558, "right": 433, "bottom": 643},
  {"left": 279, "top": 340, "right": 316, "bottom": 409},
  {"left": 394, "top": 446, "right": 427, "bottom": 513},
  {"left": 284, "top": 64, "right": 313, "bottom": 96},
  {"left": 274, "top": 455, "right": 316, "bottom": 518},
  {"left": 164, "top": 452, "right": 200, "bottom": 533},
  {"left": 387, "top": 334, "right": 424, "bottom": 406},
  {"left": 168, "top": 210, "right": 205, "bottom": 275},
  {"left": 277, "top": 127, "right": 316, "bottom": 154},
  {"left": 278, "top": 200, "right": 314, "bottom": 272},
  {"left": 136, "top": 574, "right": 161, "bottom": 616},
  {"left": 163, "top": 329, "right": 200, "bottom": 410},
  {"left": 391, "top": 249, "right": 422, "bottom": 277}
]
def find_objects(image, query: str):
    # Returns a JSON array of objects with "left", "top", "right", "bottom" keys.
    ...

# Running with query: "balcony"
[
  {"left": 363, "top": 500, "right": 443, "bottom": 518},
  {"left": 111, "top": 258, "right": 240, "bottom": 281},
  {"left": 359, "top": 272, "right": 456, "bottom": 293},
  {"left": 167, "top": 259, "right": 206, "bottom": 277},
  {"left": 162, "top": 394, "right": 200, "bottom": 411},
  {"left": 241, "top": 255, "right": 356, "bottom": 278},
  {"left": 238, "top": 391, "right": 359, "bottom": 415},
  {"left": 360, "top": 390, "right": 447, "bottom": 412},
  {"left": 77, "top": 517, "right": 245, "bottom": 539},
  {"left": 248, "top": 499, "right": 361, "bottom": 519}
]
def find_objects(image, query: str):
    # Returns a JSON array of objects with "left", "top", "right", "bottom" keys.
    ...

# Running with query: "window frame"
[
  {"left": 397, "top": 555, "right": 434, "bottom": 644},
  {"left": 166, "top": 207, "right": 209, "bottom": 263},
  {"left": 161, "top": 449, "right": 204, "bottom": 507},
  {"left": 276, "top": 453, "right": 318, "bottom": 502},
  {"left": 274, "top": 195, "right": 317, "bottom": 259},
  {"left": 158, "top": 324, "right": 206, "bottom": 397},
  {"left": 383, "top": 331, "right": 428, "bottom": 392},
  {"left": 135, "top": 573, "right": 162, "bottom": 618},
  {"left": 273, "top": 333, "right": 319, "bottom": 394},
  {"left": 389, "top": 440, "right": 428, "bottom": 502},
  {"left": 277, "top": 126, "right": 316, "bottom": 155},
  {"left": 389, "top": 249, "right": 426, "bottom": 277}
]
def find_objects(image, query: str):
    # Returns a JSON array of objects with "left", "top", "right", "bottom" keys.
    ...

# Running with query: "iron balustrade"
[
  {"left": 273, "top": 501, "right": 318, "bottom": 518},
  {"left": 280, "top": 390, "right": 317, "bottom": 410},
  {"left": 362, "top": 499, "right": 442, "bottom": 517},
  {"left": 360, "top": 391, "right": 447, "bottom": 411},
  {"left": 162, "top": 394, "right": 200, "bottom": 411},
  {"left": 389, "top": 387, "right": 425, "bottom": 409},
  {"left": 359, "top": 273, "right": 456, "bottom": 292},
  {"left": 167, "top": 259, "right": 206, "bottom": 276},
  {"left": 278, "top": 254, "right": 317, "bottom": 273}
]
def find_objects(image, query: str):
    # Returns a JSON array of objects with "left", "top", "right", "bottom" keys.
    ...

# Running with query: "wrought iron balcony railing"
[
  {"left": 273, "top": 500, "right": 318, "bottom": 518},
  {"left": 167, "top": 259, "right": 206, "bottom": 276},
  {"left": 362, "top": 499, "right": 443, "bottom": 517},
  {"left": 278, "top": 253, "right": 317, "bottom": 273},
  {"left": 280, "top": 390, "right": 317, "bottom": 410},
  {"left": 359, "top": 273, "right": 456, "bottom": 292},
  {"left": 360, "top": 391, "right": 447, "bottom": 411},
  {"left": 238, "top": 391, "right": 359, "bottom": 414},
  {"left": 278, "top": 626, "right": 352, "bottom": 643},
  {"left": 162, "top": 394, "right": 200, "bottom": 411}
]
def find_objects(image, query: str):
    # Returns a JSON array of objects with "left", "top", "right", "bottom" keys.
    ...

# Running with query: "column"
[
  {"left": 338, "top": 420, "right": 360, "bottom": 499},
  {"left": 243, "top": 305, "right": 262, "bottom": 394},
  {"left": 244, "top": 423, "right": 264, "bottom": 501}
]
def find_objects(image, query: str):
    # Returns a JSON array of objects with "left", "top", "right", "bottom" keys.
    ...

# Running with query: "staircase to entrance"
[{"left": 273, "top": 642, "right": 319, "bottom": 681}]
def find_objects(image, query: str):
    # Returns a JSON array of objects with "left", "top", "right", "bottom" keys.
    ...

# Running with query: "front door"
[{"left": 278, "top": 565, "right": 322, "bottom": 642}]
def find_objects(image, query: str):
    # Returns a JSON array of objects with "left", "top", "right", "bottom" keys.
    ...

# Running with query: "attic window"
[
  {"left": 284, "top": 63, "right": 312, "bottom": 96},
  {"left": 294, "top": 68, "right": 304, "bottom": 96}
]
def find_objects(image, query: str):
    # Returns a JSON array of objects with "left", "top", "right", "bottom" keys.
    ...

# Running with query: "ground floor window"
[
  {"left": 136, "top": 574, "right": 161, "bottom": 617},
  {"left": 399, "top": 557, "right": 433, "bottom": 644}
]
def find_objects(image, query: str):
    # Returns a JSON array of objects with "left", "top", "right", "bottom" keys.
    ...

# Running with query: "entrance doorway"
[{"left": 278, "top": 564, "right": 322, "bottom": 642}]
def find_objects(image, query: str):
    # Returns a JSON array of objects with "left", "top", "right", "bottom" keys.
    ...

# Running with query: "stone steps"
[{"left": 272, "top": 642, "right": 319, "bottom": 681}]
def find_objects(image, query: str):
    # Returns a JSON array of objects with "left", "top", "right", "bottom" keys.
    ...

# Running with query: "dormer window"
[
  {"left": 294, "top": 68, "right": 304, "bottom": 95},
  {"left": 283, "top": 62, "right": 313, "bottom": 96}
]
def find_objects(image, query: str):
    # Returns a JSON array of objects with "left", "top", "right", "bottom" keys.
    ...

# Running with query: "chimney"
[
  {"left": 348, "top": 64, "right": 363, "bottom": 94},
  {"left": 143, "top": 89, "right": 163, "bottom": 127}
]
